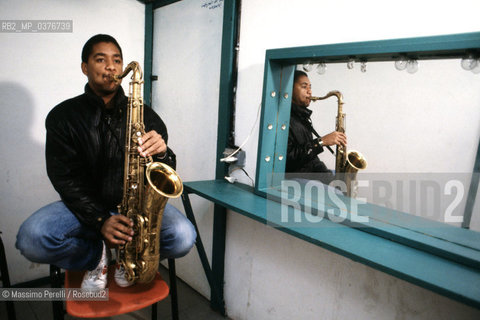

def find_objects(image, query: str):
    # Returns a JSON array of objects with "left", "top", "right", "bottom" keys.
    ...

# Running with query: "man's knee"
[
  {"left": 15, "top": 202, "right": 68, "bottom": 263},
  {"left": 16, "top": 219, "right": 49, "bottom": 262},
  {"left": 172, "top": 218, "right": 196, "bottom": 257},
  {"left": 161, "top": 216, "right": 196, "bottom": 259}
]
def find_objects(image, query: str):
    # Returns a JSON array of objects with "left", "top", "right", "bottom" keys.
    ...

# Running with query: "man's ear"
[{"left": 81, "top": 62, "right": 88, "bottom": 76}]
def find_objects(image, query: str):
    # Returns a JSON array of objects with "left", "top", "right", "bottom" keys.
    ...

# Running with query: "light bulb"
[
  {"left": 471, "top": 59, "right": 480, "bottom": 74},
  {"left": 347, "top": 59, "right": 355, "bottom": 70},
  {"left": 394, "top": 57, "right": 408, "bottom": 71},
  {"left": 360, "top": 62, "right": 367, "bottom": 73},
  {"left": 406, "top": 60, "right": 418, "bottom": 74},
  {"left": 302, "top": 63, "right": 314, "bottom": 72},
  {"left": 461, "top": 55, "right": 477, "bottom": 70},
  {"left": 316, "top": 63, "right": 326, "bottom": 75}
]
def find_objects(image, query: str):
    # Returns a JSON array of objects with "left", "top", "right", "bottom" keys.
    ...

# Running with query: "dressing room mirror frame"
[{"left": 254, "top": 32, "right": 480, "bottom": 267}]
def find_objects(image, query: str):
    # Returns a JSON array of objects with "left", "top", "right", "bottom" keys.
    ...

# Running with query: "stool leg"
[
  {"left": 0, "top": 234, "right": 16, "bottom": 320},
  {"left": 50, "top": 265, "right": 64, "bottom": 320},
  {"left": 151, "top": 302, "right": 158, "bottom": 320},
  {"left": 168, "top": 258, "right": 178, "bottom": 320},
  {"left": 5, "top": 299, "right": 16, "bottom": 320}
]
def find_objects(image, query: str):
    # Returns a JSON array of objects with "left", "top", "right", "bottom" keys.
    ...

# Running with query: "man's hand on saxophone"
[
  {"left": 101, "top": 215, "right": 134, "bottom": 247},
  {"left": 321, "top": 131, "right": 347, "bottom": 148},
  {"left": 137, "top": 130, "right": 167, "bottom": 158}
]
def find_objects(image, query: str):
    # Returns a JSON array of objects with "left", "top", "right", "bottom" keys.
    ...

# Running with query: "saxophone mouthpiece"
[
  {"left": 113, "top": 75, "right": 121, "bottom": 83},
  {"left": 107, "top": 74, "right": 121, "bottom": 84}
]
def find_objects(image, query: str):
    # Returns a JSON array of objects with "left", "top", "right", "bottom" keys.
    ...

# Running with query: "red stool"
[{"left": 51, "top": 259, "right": 179, "bottom": 320}]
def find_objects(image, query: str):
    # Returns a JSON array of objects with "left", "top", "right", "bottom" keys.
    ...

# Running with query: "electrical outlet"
[
  {"left": 235, "top": 150, "right": 246, "bottom": 167},
  {"left": 223, "top": 148, "right": 246, "bottom": 169}
]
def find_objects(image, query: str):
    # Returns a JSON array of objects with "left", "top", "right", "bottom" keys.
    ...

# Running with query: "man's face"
[
  {"left": 292, "top": 74, "right": 312, "bottom": 107},
  {"left": 81, "top": 42, "right": 123, "bottom": 97}
]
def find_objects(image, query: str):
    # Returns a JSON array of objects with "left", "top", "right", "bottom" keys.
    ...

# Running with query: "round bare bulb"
[
  {"left": 406, "top": 60, "right": 418, "bottom": 74},
  {"left": 395, "top": 57, "right": 408, "bottom": 71},
  {"left": 316, "top": 63, "right": 326, "bottom": 75},
  {"left": 360, "top": 62, "right": 367, "bottom": 73},
  {"left": 471, "top": 59, "right": 480, "bottom": 74},
  {"left": 347, "top": 59, "right": 355, "bottom": 70},
  {"left": 461, "top": 56, "right": 477, "bottom": 70},
  {"left": 302, "top": 63, "right": 314, "bottom": 72}
]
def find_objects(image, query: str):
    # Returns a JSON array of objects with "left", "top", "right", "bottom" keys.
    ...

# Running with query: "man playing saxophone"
[
  {"left": 286, "top": 70, "right": 347, "bottom": 184},
  {"left": 16, "top": 34, "right": 196, "bottom": 290}
]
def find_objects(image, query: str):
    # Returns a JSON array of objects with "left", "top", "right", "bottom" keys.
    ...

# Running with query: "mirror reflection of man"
[{"left": 286, "top": 70, "right": 347, "bottom": 184}]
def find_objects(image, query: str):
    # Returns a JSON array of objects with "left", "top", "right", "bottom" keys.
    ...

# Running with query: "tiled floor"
[{"left": 1, "top": 266, "right": 229, "bottom": 320}]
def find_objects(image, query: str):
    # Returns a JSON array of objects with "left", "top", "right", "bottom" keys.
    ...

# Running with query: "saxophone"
[
  {"left": 310, "top": 92, "right": 367, "bottom": 197},
  {"left": 114, "top": 61, "right": 183, "bottom": 284}
]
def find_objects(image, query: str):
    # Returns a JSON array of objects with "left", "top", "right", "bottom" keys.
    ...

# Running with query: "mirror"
[
  {"left": 255, "top": 32, "right": 480, "bottom": 231},
  {"left": 292, "top": 58, "right": 480, "bottom": 227}
]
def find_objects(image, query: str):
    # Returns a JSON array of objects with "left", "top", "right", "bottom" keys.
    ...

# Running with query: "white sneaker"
[
  {"left": 81, "top": 242, "right": 109, "bottom": 290},
  {"left": 114, "top": 263, "right": 135, "bottom": 288}
]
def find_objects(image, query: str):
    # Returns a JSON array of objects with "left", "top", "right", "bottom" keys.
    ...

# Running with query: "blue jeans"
[{"left": 16, "top": 201, "right": 196, "bottom": 271}]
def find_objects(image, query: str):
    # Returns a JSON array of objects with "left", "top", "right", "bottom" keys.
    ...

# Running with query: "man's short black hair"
[
  {"left": 81, "top": 34, "right": 123, "bottom": 63},
  {"left": 294, "top": 70, "right": 308, "bottom": 83}
]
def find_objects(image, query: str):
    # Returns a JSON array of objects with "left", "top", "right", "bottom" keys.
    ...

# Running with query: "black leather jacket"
[
  {"left": 45, "top": 84, "right": 176, "bottom": 232},
  {"left": 286, "top": 103, "right": 332, "bottom": 179}
]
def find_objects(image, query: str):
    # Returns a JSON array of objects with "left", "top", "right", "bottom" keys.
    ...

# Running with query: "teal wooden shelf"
[{"left": 184, "top": 179, "right": 480, "bottom": 309}]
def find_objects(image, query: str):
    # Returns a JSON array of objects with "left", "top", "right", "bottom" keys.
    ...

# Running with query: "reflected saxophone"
[
  {"left": 113, "top": 61, "right": 183, "bottom": 284},
  {"left": 310, "top": 92, "right": 367, "bottom": 197}
]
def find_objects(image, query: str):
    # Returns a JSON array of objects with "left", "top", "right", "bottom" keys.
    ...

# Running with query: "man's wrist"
[
  {"left": 318, "top": 138, "right": 324, "bottom": 147},
  {"left": 312, "top": 138, "right": 323, "bottom": 150},
  {"left": 158, "top": 151, "right": 167, "bottom": 160}
]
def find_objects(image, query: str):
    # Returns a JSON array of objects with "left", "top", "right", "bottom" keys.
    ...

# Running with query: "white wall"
[
  {"left": 0, "top": 0, "right": 145, "bottom": 284},
  {"left": 151, "top": 0, "right": 224, "bottom": 298},
  {"left": 225, "top": 0, "right": 480, "bottom": 319}
]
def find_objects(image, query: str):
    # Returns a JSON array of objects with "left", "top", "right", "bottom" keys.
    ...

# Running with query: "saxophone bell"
[
  {"left": 346, "top": 150, "right": 367, "bottom": 172},
  {"left": 146, "top": 162, "right": 183, "bottom": 197},
  {"left": 342, "top": 150, "right": 367, "bottom": 198}
]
